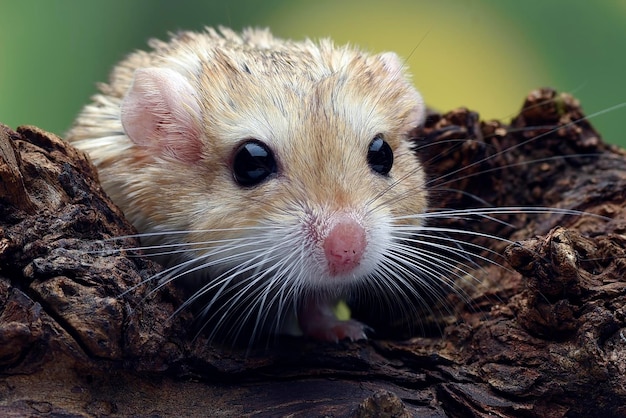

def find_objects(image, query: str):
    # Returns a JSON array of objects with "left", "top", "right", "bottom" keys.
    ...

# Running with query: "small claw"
[{"left": 323, "top": 319, "right": 370, "bottom": 342}]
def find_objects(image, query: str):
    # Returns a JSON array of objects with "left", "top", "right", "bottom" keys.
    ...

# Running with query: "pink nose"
[{"left": 323, "top": 217, "right": 367, "bottom": 276}]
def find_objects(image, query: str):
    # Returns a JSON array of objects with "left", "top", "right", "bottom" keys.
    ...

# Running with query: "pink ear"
[
  {"left": 378, "top": 52, "right": 404, "bottom": 77},
  {"left": 378, "top": 52, "right": 425, "bottom": 129},
  {"left": 121, "top": 67, "right": 203, "bottom": 163}
]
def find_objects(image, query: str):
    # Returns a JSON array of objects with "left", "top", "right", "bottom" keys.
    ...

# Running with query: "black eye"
[
  {"left": 367, "top": 135, "right": 393, "bottom": 176},
  {"left": 232, "top": 140, "right": 277, "bottom": 187}
]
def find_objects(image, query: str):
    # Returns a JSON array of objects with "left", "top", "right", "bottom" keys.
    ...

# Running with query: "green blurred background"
[{"left": 2, "top": 0, "right": 625, "bottom": 144}]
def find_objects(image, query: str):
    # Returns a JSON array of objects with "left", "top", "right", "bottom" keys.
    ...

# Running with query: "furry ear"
[
  {"left": 121, "top": 68, "right": 203, "bottom": 163},
  {"left": 378, "top": 52, "right": 405, "bottom": 77},
  {"left": 378, "top": 52, "right": 425, "bottom": 130}
]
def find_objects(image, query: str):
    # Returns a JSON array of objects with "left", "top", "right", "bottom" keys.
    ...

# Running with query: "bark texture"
[{"left": 1, "top": 89, "right": 625, "bottom": 417}]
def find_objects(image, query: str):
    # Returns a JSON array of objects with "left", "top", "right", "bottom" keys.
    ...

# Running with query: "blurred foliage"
[{"left": 1, "top": 0, "right": 625, "bottom": 144}]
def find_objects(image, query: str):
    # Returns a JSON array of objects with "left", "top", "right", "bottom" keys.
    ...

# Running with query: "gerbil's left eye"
[
  {"left": 367, "top": 135, "right": 393, "bottom": 176},
  {"left": 232, "top": 140, "right": 277, "bottom": 187}
]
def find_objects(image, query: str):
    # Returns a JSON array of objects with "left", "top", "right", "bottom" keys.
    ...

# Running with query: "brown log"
[{"left": 1, "top": 89, "right": 624, "bottom": 417}]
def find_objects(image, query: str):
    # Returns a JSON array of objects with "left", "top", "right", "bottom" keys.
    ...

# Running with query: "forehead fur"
[
  {"left": 106, "top": 27, "right": 422, "bottom": 148},
  {"left": 156, "top": 27, "right": 386, "bottom": 79},
  {"left": 149, "top": 28, "right": 418, "bottom": 143}
]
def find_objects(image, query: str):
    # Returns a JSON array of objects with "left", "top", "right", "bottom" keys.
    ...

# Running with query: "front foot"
[{"left": 298, "top": 297, "right": 370, "bottom": 343}]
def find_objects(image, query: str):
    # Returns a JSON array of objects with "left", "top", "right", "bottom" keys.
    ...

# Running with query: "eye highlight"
[
  {"left": 367, "top": 135, "right": 393, "bottom": 176},
  {"left": 232, "top": 140, "right": 277, "bottom": 187}
]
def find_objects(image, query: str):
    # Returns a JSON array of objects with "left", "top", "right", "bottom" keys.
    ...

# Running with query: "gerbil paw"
[
  {"left": 298, "top": 297, "right": 372, "bottom": 343},
  {"left": 304, "top": 319, "right": 371, "bottom": 343}
]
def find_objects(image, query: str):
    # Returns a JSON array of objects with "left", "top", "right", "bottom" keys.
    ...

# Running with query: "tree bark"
[{"left": 1, "top": 89, "right": 624, "bottom": 417}]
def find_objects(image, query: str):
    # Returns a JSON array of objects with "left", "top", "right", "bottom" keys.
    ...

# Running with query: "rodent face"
[
  {"left": 66, "top": 28, "right": 428, "bottom": 341},
  {"left": 161, "top": 46, "right": 428, "bottom": 289}
]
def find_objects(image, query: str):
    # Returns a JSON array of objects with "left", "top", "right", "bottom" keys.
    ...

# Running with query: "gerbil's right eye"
[
  {"left": 232, "top": 140, "right": 277, "bottom": 187},
  {"left": 367, "top": 135, "right": 393, "bottom": 176}
]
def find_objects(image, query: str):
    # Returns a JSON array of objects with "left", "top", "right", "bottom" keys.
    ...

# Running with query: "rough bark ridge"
[{"left": 1, "top": 89, "right": 625, "bottom": 417}]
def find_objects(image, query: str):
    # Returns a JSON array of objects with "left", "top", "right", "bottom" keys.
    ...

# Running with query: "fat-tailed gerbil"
[{"left": 66, "top": 27, "right": 429, "bottom": 343}]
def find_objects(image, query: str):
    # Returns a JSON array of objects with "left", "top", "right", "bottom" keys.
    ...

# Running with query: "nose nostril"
[{"left": 323, "top": 217, "right": 367, "bottom": 276}]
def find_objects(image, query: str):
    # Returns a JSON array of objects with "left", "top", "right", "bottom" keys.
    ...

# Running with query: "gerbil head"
[{"left": 69, "top": 28, "right": 429, "bottom": 342}]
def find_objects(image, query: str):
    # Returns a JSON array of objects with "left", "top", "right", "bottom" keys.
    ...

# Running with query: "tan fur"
[{"left": 66, "top": 27, "right": 428, "bottom": 269}]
